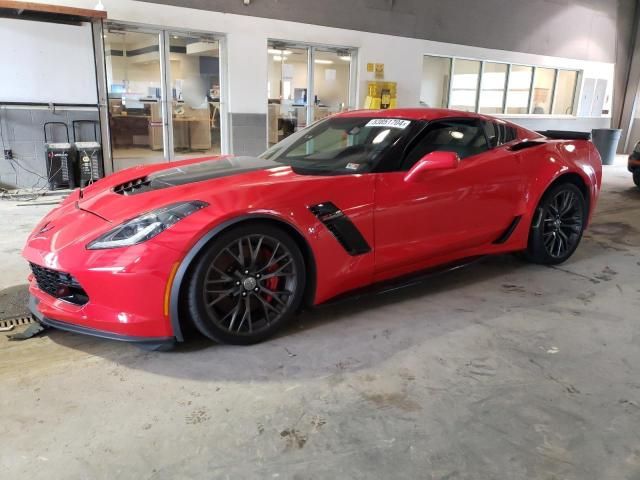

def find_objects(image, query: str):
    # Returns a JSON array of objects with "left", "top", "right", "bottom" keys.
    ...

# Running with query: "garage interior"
[{"left": 1, "top": 0, "right": 640, "bottom": 479}]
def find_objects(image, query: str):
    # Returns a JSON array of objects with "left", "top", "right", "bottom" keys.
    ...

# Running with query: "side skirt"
[{"left": 318, "top": 255, "right": 487, "bottom": 307}]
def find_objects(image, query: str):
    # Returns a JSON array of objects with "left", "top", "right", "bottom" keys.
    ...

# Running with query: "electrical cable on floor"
[{"left": 0, "top": 108, "right": 65, "bottom": 202}]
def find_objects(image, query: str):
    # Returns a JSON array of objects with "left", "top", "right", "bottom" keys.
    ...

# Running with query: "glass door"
[
  {"left": 267, "top": 43, "right": 309, "bottom": 147},
  {"left": 167, "top": 33, "right": 222, "bottom": 159},
  {"left": 311, "top": 49, "right": 352, "bottom": 122},
  {"left": 267, "top": 42, "right": 356, "bottom": 147},
  {"left": 104, "top": 27, "right": 166, "bottom": 171}
]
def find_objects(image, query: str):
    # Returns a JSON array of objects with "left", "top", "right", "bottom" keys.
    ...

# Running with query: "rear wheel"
[
  {"left": 186, "top": 224, "right": 305, "bottom": 345},
  {"left": 525, "top": 183, "right": 586, "bottom": 265},
  {"left": 633, "top": 170, "right": 640, "bottom": 189}
]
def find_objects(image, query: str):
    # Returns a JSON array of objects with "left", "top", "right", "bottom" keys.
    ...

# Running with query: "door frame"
[{"left": 98, "top": 20, "right": 228, "bottom": 172}]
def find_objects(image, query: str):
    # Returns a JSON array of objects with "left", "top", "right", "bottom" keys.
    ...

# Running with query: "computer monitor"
[{"left": 293, "top": 88, "right": 307, "bottom": 106}]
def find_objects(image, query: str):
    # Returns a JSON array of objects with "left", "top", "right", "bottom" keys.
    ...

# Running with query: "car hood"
[{"left": 74, "top": 155, "right": 299, "bottom": 223}]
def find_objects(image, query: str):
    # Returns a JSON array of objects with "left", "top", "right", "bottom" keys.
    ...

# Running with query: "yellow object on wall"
[{"left": 364, "top": 81, "right": 397, "bottom": 110}]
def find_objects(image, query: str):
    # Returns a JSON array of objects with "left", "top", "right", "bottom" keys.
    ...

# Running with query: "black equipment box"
[
  {"left": 73, "top": 120, "right": 104, "bottom": 187},
  {"left": 44, "top": 122, "right": 76, "bottom": 190}
]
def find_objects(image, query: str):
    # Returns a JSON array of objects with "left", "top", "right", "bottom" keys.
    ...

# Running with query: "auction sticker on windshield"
[{"left": 365, "top": 119, "right": 411, "bottom": 129}]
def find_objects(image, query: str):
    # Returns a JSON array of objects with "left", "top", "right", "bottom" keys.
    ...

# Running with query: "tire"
[
  {"left": 524, "top": 183, "right": 587, "bottom": 265},
  {"left": 186, "top": 223, "right": 306, "bottom": 345},
  {"left": 633, "top": 170, "right": 640, "bottom": 189}
]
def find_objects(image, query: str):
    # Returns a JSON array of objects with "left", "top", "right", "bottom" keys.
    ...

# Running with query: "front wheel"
[
  {"left": 186, "top": 224, "right": 306, "bottom": 345},
  {"left": 633, "top": 170, "right": 640, "bottom": 189},
  {"left": 525, "top": 183, "right": 587, "bottom": 265}
]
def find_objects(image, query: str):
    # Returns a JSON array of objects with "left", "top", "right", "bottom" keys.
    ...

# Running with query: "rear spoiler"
[{"left": 536, "top": 130, "right": 591, "bottom": 141}]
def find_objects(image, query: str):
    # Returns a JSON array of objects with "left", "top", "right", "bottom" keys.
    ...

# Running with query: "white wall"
[
  {"left": 0, "top": 18, "right": 97, "bottom": 104},
  {"left": 24, "top": 0, "right": 616, "bottom": 123}
]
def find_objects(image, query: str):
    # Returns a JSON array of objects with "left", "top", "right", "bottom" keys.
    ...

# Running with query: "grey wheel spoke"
[
  {"left": 250, "top": 236, "right": 264, "bottom": 268},
  {"left": 261, "top": 259, "right": 293, "bottom": 279},
  {"left": 224, "top": 247, "right": 243, "bottom": 267},
  {"left": 207, "top": 288, "right": 235, "bottom": 307},
  {"left": 227, "top": 297, "right": 243, "bottom": 330},
  {"left": 559, "top": 192, "right": 575, "bottom": 215},
  {"left": 258, "top": 242, "right": 281, "bottom": 272},
  {"left": 557, "top": 228, "right": 569, "bottom": 243},
  {"left": 235, "top": 303, "right": 250, "bottom": 332},
  {"left": 237, "top": 238, "right": 245, "bottom": 268},
  {"left": 255, "top": 293, "right": 283, "bottom": 314}
]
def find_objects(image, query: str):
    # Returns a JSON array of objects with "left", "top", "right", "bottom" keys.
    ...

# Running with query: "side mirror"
[{"left": 404, "top": 151, "right": 460, "bottom": 183}]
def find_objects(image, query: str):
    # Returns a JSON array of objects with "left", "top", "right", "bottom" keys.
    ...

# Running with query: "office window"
[
  {"left": 505, "top": 65, "right": 533, "bottom": 114},
  {"left": 420, "top": 55, "right": 451, "bottom": 108},
  {"left": 449, "top": 60, "right": 481, "bottom": 112},
  {"left": 553, "top": 70, "right": 578, "bottom": 115},
  {"left": 479, "top": 62, "right": 508, "bottom": 114},
  {"left": 531, "top": 67, "right": 556, "bottom": 114}
]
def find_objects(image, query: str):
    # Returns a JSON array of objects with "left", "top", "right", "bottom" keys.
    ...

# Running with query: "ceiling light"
[
  {"left": 339, "top": 55, "right": 351, "bottom": 61},
  {"left": 314, "top": 59, "right": 333, "bottom": 65},
  {"left": 268, "top": 48, "right": 292, "bottom": 55},
  {"left": 372, "top": 129, "right": 390, "bottom": 144},
  {"left": 273, "top": 55, "right": 283, "bottom": 61}
]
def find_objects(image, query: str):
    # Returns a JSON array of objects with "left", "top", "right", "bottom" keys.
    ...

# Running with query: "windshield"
[{"left": 260, "top": 116, "right": 415, "bottom": 174}]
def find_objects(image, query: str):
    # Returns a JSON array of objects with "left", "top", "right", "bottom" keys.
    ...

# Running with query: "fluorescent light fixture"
[
  {"left": 314, "top": 59, "right": 334, "bottom": 64},
  {"left": 339, "top": 55, "right": 351, "bottom": 61},
  {"left": 273, "top": 55, "right": 283, "bottom": 61},
  {"left": 268, "top": 48, "right": 292, "bottom": 55}
]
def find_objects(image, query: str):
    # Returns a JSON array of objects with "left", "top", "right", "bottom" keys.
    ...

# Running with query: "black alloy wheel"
[
  {"left": 525, "top": 183, "right": 587, "bottom": 265},
  {"left": 187, "top": 224, "right": 305, "bottom": 345}
]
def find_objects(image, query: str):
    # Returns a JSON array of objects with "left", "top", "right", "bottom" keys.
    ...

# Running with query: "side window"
[
  {"left": 402, "top": 119, "right": 489, "bottom": 170},
  {"left": 483, "top": 121, "right": 518, "bottom": 148},
  {"left": 483, "top": 121, "right": 498, "bottom": 148}
]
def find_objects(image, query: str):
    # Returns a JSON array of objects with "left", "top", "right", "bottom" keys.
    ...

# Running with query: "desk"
[
  {"left": 110, "top": 115, "right": 150, "bottom": 148},
  {"left": 173, "top": 116, "right": 211, "bottom": 151}
]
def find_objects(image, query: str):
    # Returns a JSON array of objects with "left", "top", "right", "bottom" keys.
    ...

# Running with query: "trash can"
[
  {"left": 44, "top": 122, "right": 76, "bottom": 190},
  {"left": 591, "top": 128, "right": 622, "bottom": 166},
  {"left": 72, "top": 120, "right": 104, "bottom": 187}
]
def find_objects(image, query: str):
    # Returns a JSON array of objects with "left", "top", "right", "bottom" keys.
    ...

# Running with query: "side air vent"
[
  {"left": 509, "top": 140, "right": 545, "bottom": 152},
  {"left": 309, "top": 202, "right": 371, "bottom": 256},
  {"left": 113, "top": 177, "right": 151, "bottom": 195}
]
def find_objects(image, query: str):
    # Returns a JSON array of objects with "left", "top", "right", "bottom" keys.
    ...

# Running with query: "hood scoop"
[
  {"left": 112, "top": 157, "right": 279, "bottom": 196},
  {"left": 114, "top": 177, "right": 151, "bottom": 196}
]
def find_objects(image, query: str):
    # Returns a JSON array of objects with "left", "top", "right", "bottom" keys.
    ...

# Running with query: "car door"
[{"left": 373, "top": 118, "right": 524, "bottom": 279}]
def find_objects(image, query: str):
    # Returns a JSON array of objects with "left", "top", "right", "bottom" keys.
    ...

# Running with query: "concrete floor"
[{"left": 1, "top": 157, "right": 639, "bottom": 479}]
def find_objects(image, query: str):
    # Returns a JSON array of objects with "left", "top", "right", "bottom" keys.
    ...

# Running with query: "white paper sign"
[
  {"left": 365, "top": 119, "right": 411, "bottom": 129},
  {"left": 325, "top": 69, "right": 336, "bottom": 81}
]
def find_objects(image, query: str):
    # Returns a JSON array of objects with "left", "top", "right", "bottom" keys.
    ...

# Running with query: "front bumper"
[
  {"left": 29, "top": 295, "right": 175, "bottom": 349},
  {"left": 628, "top": 153, "right": 640, "bottom": 172}
]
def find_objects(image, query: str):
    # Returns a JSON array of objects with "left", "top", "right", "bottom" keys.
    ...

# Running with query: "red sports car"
[{"left": 23, "top": 109, "right": 602, "bottom": 348}]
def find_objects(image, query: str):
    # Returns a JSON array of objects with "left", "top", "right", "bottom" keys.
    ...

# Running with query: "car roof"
[{"left": 337, "top": 108, "right": 496, "bottom": 122}]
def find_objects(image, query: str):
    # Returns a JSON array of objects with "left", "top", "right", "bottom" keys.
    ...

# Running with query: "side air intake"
[{"left": 309, "top": 202, "right": 371, "bottom": 256}]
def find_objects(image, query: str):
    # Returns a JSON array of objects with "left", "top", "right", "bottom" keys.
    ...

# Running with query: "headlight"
[
  {"left": 87, "top": 201, "right": 208, "bottom": 250},
  {"left": 634, "top": 142, "right": 640, "bottom": 154}
]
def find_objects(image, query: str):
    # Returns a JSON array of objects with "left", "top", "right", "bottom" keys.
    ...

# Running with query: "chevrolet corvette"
[{"left": 23, "top": 109, "right": 602, "bottom": 348}]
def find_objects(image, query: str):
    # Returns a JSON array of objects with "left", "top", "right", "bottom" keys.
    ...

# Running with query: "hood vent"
[{"left": 113, "top": 177, "right": 151, "bottom": 195}]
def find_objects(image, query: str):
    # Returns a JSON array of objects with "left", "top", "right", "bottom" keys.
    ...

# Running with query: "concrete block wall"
[
  {"left": 0, "top": 108, "right": 99, "bottom": 189},
  {"left": 230, "top": 113, "right": 267, "bottom": 156}
]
